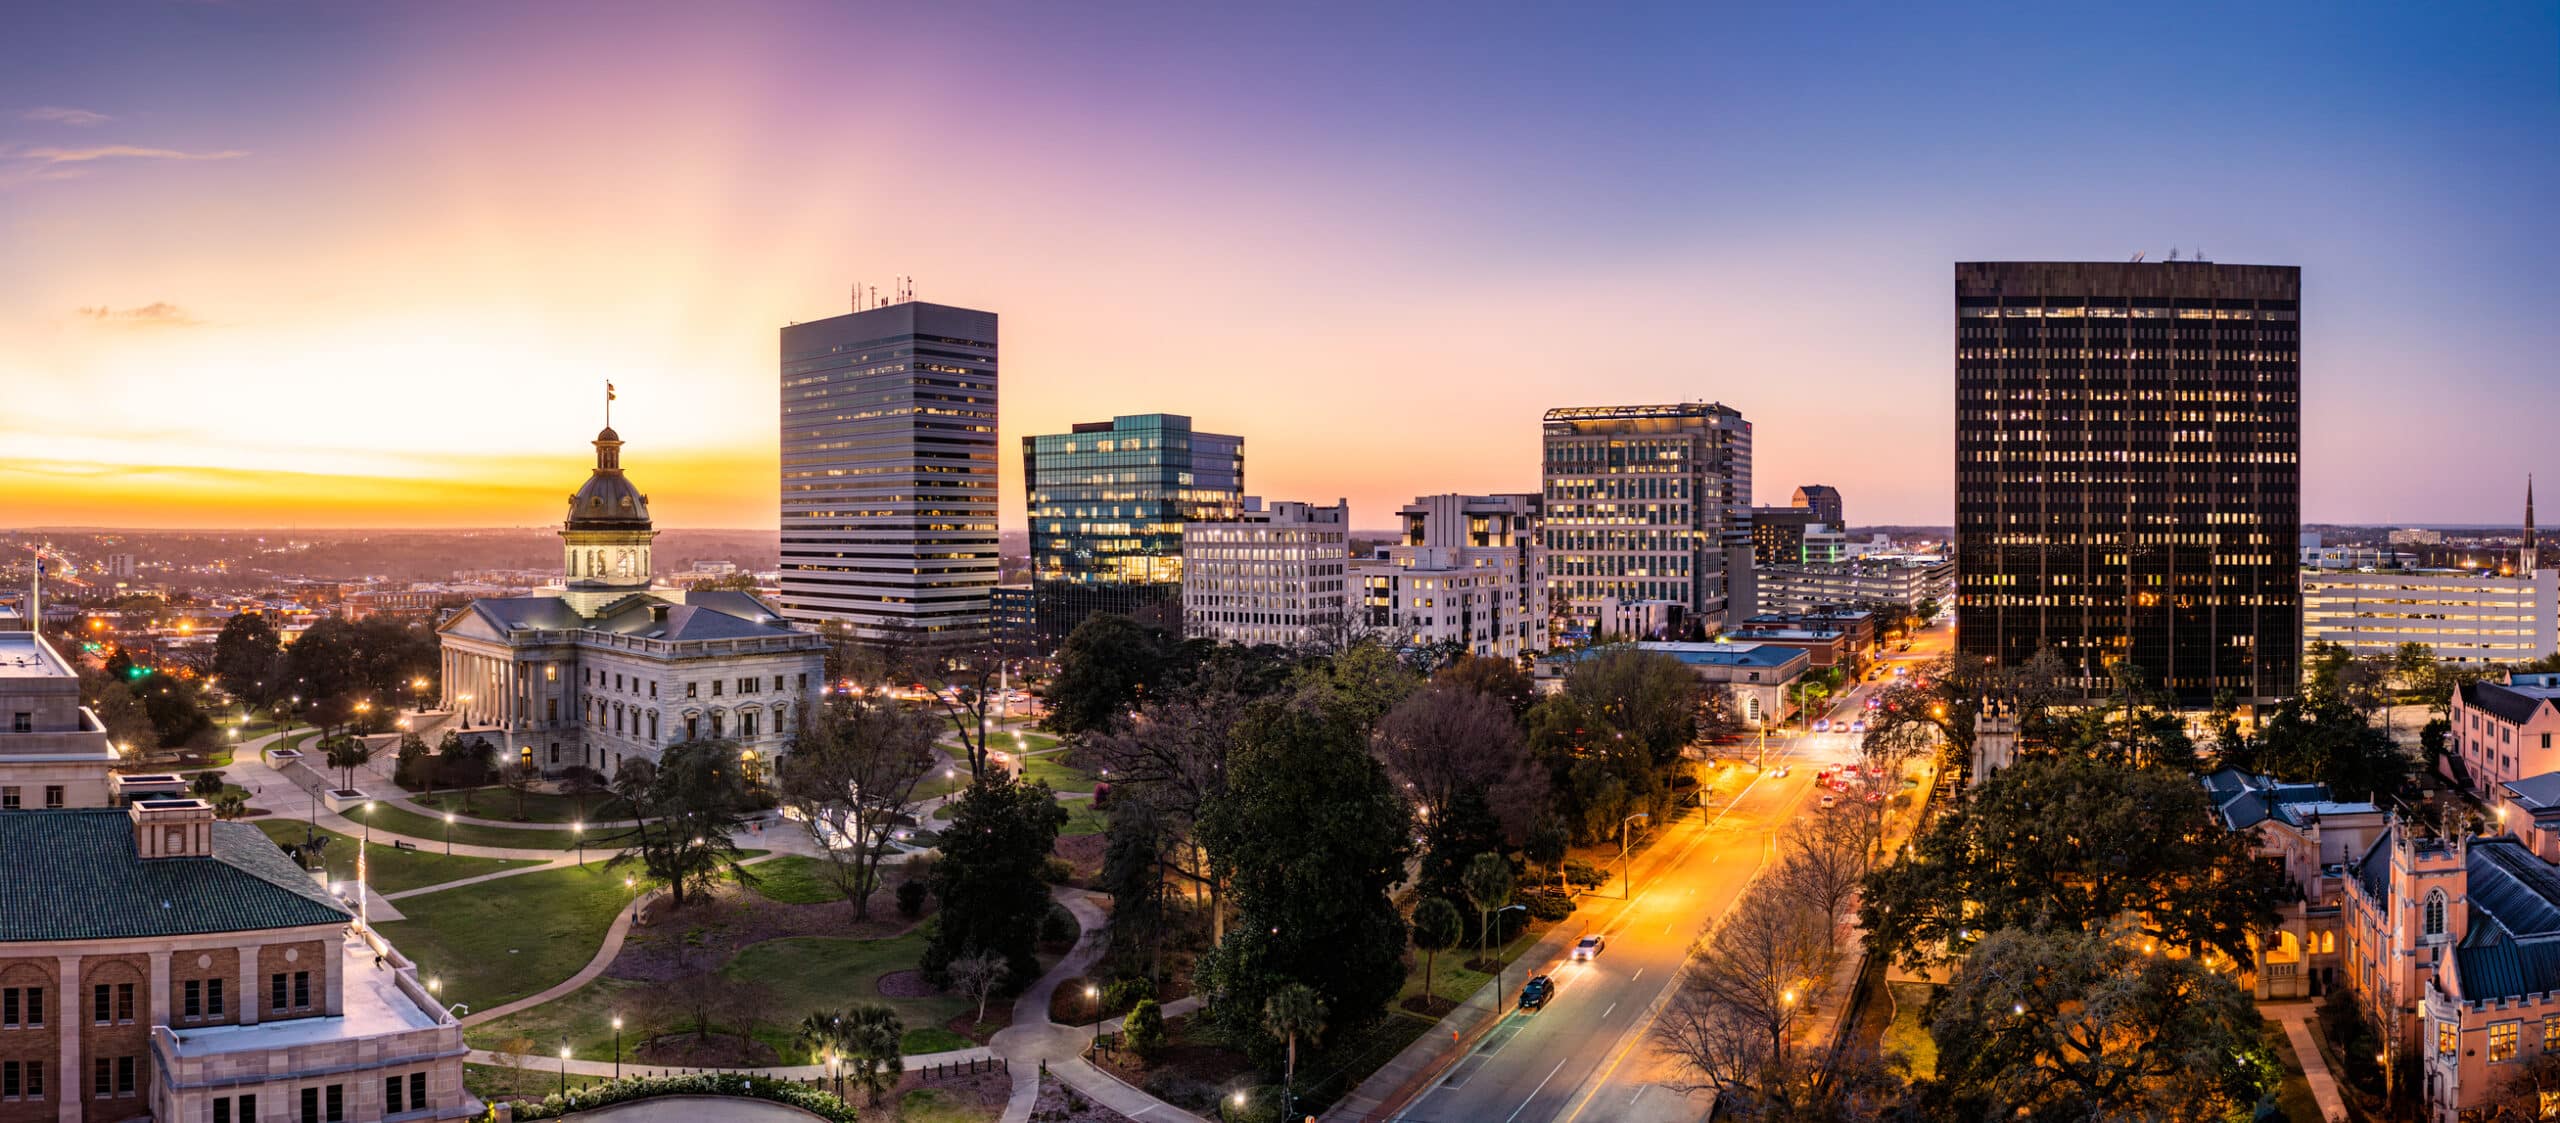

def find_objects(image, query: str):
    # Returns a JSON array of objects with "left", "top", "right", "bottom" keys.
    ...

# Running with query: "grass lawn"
[
  {"left": 1016, "top": 753, "right": 1096, "bottom": 794},
  {"left": 1395, "top": 921, "right": 1546, "bottom": 1016},
  {"left": 462, "top": 1062, "right": 612, "bottom": 1104},
  {"left": 994, "top": 731, "right": 1059, "bottom": 755},
  {"left": 467, "top": 975, "right": 650, "bottom": 1059},
  {"left": 724, "top": 932, "right": 974, "bottom": 1056},
  {"left": 356, "top": 802, "right": 597, "bottom": 851},
  {"left": 251, "top": 820, "right": 539, "bottom": 894},
  {"left": 2263, "top": 1020, "right": 2323, "bottom": 1123},
  {"left": 896, "top": 1086, "right": 999, "bottom": 1123},
  {"left": 1882, "top": 981, "right": 1938, "bottom": 1079},
  {"left": 376, "top": 863, "right": 638, "bottom": 1010},
  {"left": 415, "top": 786, "right": 633, "bottom": 825},
  {"left": 746, "top": 854, "right": 846, "bottom": 905},
  {"left": 1058, "top": 802, "right": 1108, "bottom": 838}
]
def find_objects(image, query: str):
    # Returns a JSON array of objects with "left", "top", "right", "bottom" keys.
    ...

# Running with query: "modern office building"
[
  {"left": 777, "top": 301, "right": 1001, "bottom": 640},
  {"left": 1181, "top": 498, "right": 1351, "bottom": 648},
  {"left": 1355, "top": 493, "right": 1548, "bottom": 660},
  {"left": 1792, "top": 485, "right": 1843, "bottom": 528},
  {"left": 1955, "top": 261, "right": 2302, "bottom": 704},
  {"left": 1542, "top": 403, "right": 1752, "bottom": 636},
  {"left": 1754, "top": 555, "right": 1955, "bottom": 615},
  {"left": 1024, "top": 414, "right": 1243, "bottom": 646},
  {"left": 1747, "top": 506, "right": 1819, "bottom": 566}
]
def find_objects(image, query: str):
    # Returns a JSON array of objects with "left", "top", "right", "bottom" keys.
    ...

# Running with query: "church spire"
[{"left": 2526, "top": 474, "right": 2539, "bottom": 574}]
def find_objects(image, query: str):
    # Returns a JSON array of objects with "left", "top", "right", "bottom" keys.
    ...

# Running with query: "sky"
[{"left": 2, "top": 1, "right": 2554, "bottom": 531}]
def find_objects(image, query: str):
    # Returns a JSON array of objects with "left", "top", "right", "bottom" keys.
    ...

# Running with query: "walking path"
[{"left": 2263, "top": 1002, "right": 2350, "bottom": 1123}]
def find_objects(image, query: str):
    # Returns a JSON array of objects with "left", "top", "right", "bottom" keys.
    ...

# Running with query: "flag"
[{"left": 606, "top": 381, "right": 616, "bottom": 401}]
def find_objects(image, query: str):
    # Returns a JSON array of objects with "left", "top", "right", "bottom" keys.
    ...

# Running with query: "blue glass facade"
[{"left": 1023, "top": 413, "right": 1243, "bottom": 645}]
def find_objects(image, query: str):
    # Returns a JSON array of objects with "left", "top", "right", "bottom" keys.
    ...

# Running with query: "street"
[{"left": 1385, "top": 623, "right": 1952, "bottom": 1123}]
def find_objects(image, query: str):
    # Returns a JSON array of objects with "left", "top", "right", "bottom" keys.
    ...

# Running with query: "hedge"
[{"left": 500, "top": 1072, "right": 854, "bottom": 1121}]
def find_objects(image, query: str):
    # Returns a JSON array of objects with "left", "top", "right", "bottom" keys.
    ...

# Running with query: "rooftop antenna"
[{"left": 2167, "top": 247, "right": 2181, "bottom": 262}]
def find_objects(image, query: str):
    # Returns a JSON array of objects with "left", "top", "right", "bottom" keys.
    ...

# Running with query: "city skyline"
[{"left": 4, "top": 2, "right": 2556, "bottom": 531}]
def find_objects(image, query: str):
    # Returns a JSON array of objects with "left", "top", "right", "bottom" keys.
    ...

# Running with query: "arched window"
[
  {"left": 648, "top": 711, "right": 659, "bottom": 741},
  {"left": 2424, "top": 889, "right": 2449, "bottom": 938}
]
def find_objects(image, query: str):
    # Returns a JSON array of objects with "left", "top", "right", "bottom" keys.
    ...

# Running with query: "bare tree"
[
  {"left": 1653, "top": 882, "right": 1836, "bottom": 1112},
  {"left": 662, "top": 972, "right": 727, "bottom": 1040},
  {"left": 916, "top": 631, "right": 1035, "bottom": 782},
  {"left": 713, "top": 978, "right": 775, "bottom": 1047},
  {"left": 1374, "top": 682, "right": 1548, "bottom": 840},
  {"left": 1772, "top": 809, "right": 1868, "bottom": 948},
  {"left": 1083, "top": 691, "right": 1246, "bottom": 941},
  {"left": 947, "top": 952, "right": 1008, "bottom": 1024},
  {"left": 779, "top": 694, "right": 938, "bottom": 917},
  {"left": 500, "top": 759, "right": 541, "bottom": 820}
]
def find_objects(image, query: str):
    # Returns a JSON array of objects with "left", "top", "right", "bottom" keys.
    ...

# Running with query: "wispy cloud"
[
  {"left": 22, "top": 107, "right": 111, "bottom": 126},
  {"left": 10, "top": 144, "right": 246, "bottom": 165},
  {"left": 74, "top": 302, "right": 202, "bottom": 328}
]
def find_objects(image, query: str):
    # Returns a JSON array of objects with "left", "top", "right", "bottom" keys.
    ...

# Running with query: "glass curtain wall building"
[
  {"left": 1024, "top": 414, "right": 1243, "bottom": 647},
  {"left": 1954, "top": 261, "right": 2301, "bottom": 705},
  {"left": 777, "top": 302, "right": 1000, "bottom": 641}
]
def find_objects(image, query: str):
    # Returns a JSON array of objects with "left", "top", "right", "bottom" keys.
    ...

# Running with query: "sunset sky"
[{"left": 3, "top": 2, "right": 2554, "bottom": 530}]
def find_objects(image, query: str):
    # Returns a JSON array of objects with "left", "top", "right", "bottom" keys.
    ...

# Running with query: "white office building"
[
  {"left": 1755, "top": 555, "right": 1954, "bottom": 614},
  {"left": 2301, "top": 567, "right": 2557, "bottom": 665},
  {"left": 1357, "top": 493, "right": 1548, "bottom": 660},
  {"left": 1181, "top": 498, "right": 1351, "bottom": 648}
]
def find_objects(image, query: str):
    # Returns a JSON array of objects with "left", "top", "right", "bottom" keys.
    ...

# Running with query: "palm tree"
[
  {"left": 1462, "top": 852, "right": 1515, "bottom": 971},
  {"left": 322, "top": 736, "right": 373, "bottom": 789},
  {"left": 797, "top": 1008, "right": 846, "bottom": 1093},
  {"left": 1263, "top": 983, "right": 1327, "bottom": 1118},
  {"left": 1410, "top": 897, "right": 1462, "bottom": 1012},
  {"left": 839, "top": 1003, "right": 904, "bottom": 1105}
]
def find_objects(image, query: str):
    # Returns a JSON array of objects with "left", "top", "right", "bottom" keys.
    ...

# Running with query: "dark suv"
[{"left": 1519, "top": 975, "right": 1555, "bottom": 1011}]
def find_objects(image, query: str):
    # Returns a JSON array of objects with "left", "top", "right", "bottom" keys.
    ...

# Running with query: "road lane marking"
[
  {"left": 1631, "top": 968, "right": 1644, "bottom": 982},
  {"left": 1506, "top": 1058, "right": 1569, "bottom": 1123},
  {"left": 1604, "top": 1002, "right": 1617, "bottom": 1018}
]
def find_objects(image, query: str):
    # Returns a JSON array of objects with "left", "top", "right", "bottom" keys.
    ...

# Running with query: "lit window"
[{"left": 2492, "top": 1021, "right": 2519, "bottom": 1062}]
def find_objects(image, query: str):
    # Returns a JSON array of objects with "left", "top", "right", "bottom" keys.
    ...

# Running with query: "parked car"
[
  {"left": 1573, "top": 934, "right": 1608, "bottom": 961},
  {"left": 1851, "top": 720, "right": 1867, "bottom": 734},
  {"left": 1820, "top": 794, "right": 1839, "bottom": 810},
  {"left": 1520, "top": 975, "right": 1555, "bottom": 1010}
]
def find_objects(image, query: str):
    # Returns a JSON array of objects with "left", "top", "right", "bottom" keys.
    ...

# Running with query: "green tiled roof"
[{"left": 0, "top": 811, "right": 352, "bottom": 942}]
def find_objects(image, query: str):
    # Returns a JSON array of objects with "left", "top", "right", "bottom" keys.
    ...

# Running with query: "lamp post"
[
  {"left": 1086, "top": 984, "right": 1102, "bottom": 1050},
  {"left": 611, "top": 1016, "right": 623, "bottom": 1080},
  {"left": 443, "top": 812, "right": 454, "bottom": 856},
  {"left": 1492, "top": 902, "right": 1528, "bottom": 1007},
  {"left": 357, "top": 801, "right": 375, "bottom": 930},
  {"left": 1780, "top": 987, "right": 1798, "bottom": 1069},
  {"left": 1619, "top": 813, "right": 1652, "bottom": 899},
  {"left": 558, "top": 1044, "right": 570, "bottom": 1096},
  {"left": 573, "top": 820, "right": 585, "bottom": 867}
]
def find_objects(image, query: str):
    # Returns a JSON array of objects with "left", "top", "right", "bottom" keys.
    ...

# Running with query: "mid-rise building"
[
  {"left": 438, "top": 424, "right": 826, "bottom": 780},
  {"left": 2302, "top": 568, "right": 2556, "bottom": 667},
  {"left": 2203, "top": 769, "right": 2382, "bottom": 1001},
  {"left": 1024, "top": 414, "right": 1243, "bottom": 646},
  {"left": 778, "top": 301, "right": 1000, "bottom": 640},
  {"left": 1746, "top": 507, "right": 1818, "bottom": 566},
  {"left": 1955, "top": 260, "right": 2301, "bottom": 704},
  {"left": 990, "top": 584, "right": 1035, "bottom": 643},
  {"left": 1753, "top": 555, "right": 1954, "bottom": 615},
  {"left": 2444, "top": 672, "right": 2560, "bottom": 798},
  {"left": 2390, "top": 528, "right": 2446, "bottom": 547},
  {"left": 1542, "top": 402, "right": 1752, "bottom": 635},
  {"left": 1792, "top": 485, "right": 1843, "bottom": 528},
  {"left": 1356, "top": 493, "right": 1547, "bottom": 660},
  {"left": 1181, "top": 498, "right": 1350, "bottom": 649},
  {"left": 104, "top": 553, "right": 136, "bottom": 580}
]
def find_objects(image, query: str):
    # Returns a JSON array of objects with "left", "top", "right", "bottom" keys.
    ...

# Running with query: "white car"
[
  {"left": 1819, "top": 794, "right": 1839, "bottom": 810},
  {"left": 1573, "top": 934, "right": 1607, "bottom": 961}
]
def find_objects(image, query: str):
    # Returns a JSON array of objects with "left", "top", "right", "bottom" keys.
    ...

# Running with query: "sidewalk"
[{"left": 2262, "top": 1002, "right": 2350, "bottom": 1123}]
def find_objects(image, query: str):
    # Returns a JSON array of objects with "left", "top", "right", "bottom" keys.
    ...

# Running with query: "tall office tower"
[
  {"left": 1955, "top": 261, "right": 2301, "bottom": 704},
  {"left": 1542, "top": 403, "right": 1752, "bottom": 636},
  {"left": 778, "top": 301, "right": 1000, "bottom": 641},
  {"left": 1792, "top": 485, "right": 1844, "bottom": 528},
  {"left": 1182, "top": 497, "right": 1352, "bottom": 648},
  {"left": 1024, "top": 414, "right": 1243, "bottom": 647}
]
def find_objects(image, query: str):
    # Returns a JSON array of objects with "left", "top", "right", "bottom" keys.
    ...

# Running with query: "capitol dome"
[{"left": 565, "top": 427, "right": 652, "bottom": 530}]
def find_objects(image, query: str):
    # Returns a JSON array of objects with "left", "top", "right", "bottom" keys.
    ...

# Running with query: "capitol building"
[{"left": 436, "top": 424, "right": 825, "bottom": 779}]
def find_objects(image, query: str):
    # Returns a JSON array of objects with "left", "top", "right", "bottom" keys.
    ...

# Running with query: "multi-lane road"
[{"left": 1382, "top": 624, "right": 1952, "bottom": 1123}]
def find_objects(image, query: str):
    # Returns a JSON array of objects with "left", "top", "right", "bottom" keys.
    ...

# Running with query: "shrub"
[
  {"left": 1091, "top": 781, "right": 1112, "bottom": 808},
  {"left": 1562, "top": 860, "right": 1607, "bottom": 888},
  {"left": 1521, "top": 886, "right": 1576, "bottom": 920},
  {"left": 1103, "top": 976, "right": 1156, "bottom": 1014},
  {"left": 1041, "top": 856, "right": 1076, "bottom": 884},
  {"left": 896, "top": 878, "right": 928, "bottom": 917},
  {"left": 506, "top": 1072, "right": 857, "bottom": 1121},
  {"left": 1039, "top": 901, "right": 1079, "bottom": 945},
  {"left": 1123, "top": 997, "right": 1168, "bottom": 1061}
]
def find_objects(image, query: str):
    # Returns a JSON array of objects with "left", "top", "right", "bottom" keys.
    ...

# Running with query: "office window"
[
  {"left": 2, "top": 1058, "right": 37, "bottom": 1101},
  {"left": 92, "top": 984, "right": 108, "bottom": 1024},
  {"left": 2493, "top": 1020, "right": 2521, "bottom": 1062},
  {"left": 93, "top": 1058, "right": 107, "bottom": 1098},
  {"left": 116, "top": 1056, "right": 133, "bottom": 1096},
  {"left": 2545, "top": 1014, "right": 2560, "bottom": 1053},
  {"left": 410, "top": 1072, "right": 426, "bottom": 1110},
  {"left": 326, "top": 1082, "right": 343, "bottom": 1122},
  {"left": 271, "top": 972, "right": 288, "bottom": 1012},
  {"left": 9, "top": 713, "right": 26, "bottom": 733},
  {"left": 43, "top": 786, "right": 62, "bottom": 809},
  {"left": 2, "top": 987, "right": 16, "bottom": 1027},
  {"left": 3, "top": 1060, "right": 19, "bottom": 1100},
  {"left": 712, "top": 680, "right": 722, "bottom": 697},
  {"left": 209, "top": 977, "right": 224, "bottom": 1016},
  {"left": 686, "top": 682, "right": 697, "bottom": 698},
  {"left": 294, "top": 971, "right": 310, "bottom": 1009},
  {"left": 116, "top": 982, "right": 133, "bottom": 1022},
  {"left": 0, "top": 788, "right": 16, "bottom": 809},
  {"left": 215, "top": 1097, "right": 232, "bottom": 1123},
  {"left": 385, "top": 1076, "right": 402, "bottom": 1115},
  {"left": 301, "top": 1086, "right": 319, "bottom": 1123},
  {"left": 184, "top": 979, "right": 201, "bottom": 1018}
]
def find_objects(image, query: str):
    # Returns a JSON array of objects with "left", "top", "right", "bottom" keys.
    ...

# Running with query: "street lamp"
[
  {"left": 1491, "top": 902, "right": 1529, "bottom": 1008},
  {"left": 443, "top": 811, "right": 454, "bottom": 856},
  {"left": 574, "top": 820, "right": 585, "bottom": 867},
  {"left": 558, "top": 1044, "right": 570, "bottom": 1096},
  {"left": 1223, "top": 1090, "right": 1245, "bottom": 1122},
  {"left": 1086, "top": 984, "right": 1102, "bottom": 1049},
  {"left": 1619, "top": 813, "right": 1652, "bottom": 899},
  {"left": 611, "top": 1016, "right": 623, "bottom": 1080},
  {"left": 357, "top": 801, "right": 375, "bottom": 930}
]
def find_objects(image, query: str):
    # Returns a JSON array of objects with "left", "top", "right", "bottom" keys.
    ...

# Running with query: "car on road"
[
  {"left": 1819, "top": 794, "right": 1839, "bottom": 810},
  {"left": 1813, "top": 718, "right": 1830, "bottom": 732},
  {"left": 1773, "top": 764, "right": 1790, "bottom": 778},
  {"left": 1520, "top": 975, "right": 1555, "bottom": 1010},
  {"left": 1851, "top": 720, "right": 1867, "bottom": 734},
  {"left": 1573, "top": 934, "right": 1607, "bottom": 960}
]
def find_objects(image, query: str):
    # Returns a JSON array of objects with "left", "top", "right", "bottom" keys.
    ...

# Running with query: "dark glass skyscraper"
[
  {"left": 777, "top": 301, "right": 999, "bottom": 641},
  {"left": 1955, "top": 261, "right": 2301, "bottom": 704},
  {"left": 1023, "top": 414, "right": 1243, "bottom": 646}
]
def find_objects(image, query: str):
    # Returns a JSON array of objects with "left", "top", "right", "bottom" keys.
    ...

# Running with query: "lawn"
[
  {"left": 1394, "top": 918, "right": 1547, "bottom": 1017},
  {"left": 1057, "top": 802, "right": 1108, "bottom": 838},
  {"left": 746, "top": 854, "right": 847, "bottom": 905},
  {"left": 462, "top": 1062, "right": 611, "bottom": 1105},
  {"left": 355, "top": 802, "right": 598, "bottom": 851},
  {"left": 251, "top": 820, "right": 539, "bottom": 894},
  {"left": 1016, "top": 753, "right": 1096, "bottom": 794},
  {"left": 375, "top": 863, "right": 639, "bottom": 1010},
  {"left": 466, "top": 975, "right": 651, "bottom": 1060},
  {"left": 723, "top": 933, "right": 975, "bottom": 1056},
  {"left": 1882, "top": 981, "right": 1938, "bottom": 1079},
  {"left": 415, "top": 786, "right": 633, "bottom": 824},
  {"left": 2262, "top": 1020, "right": 2323, "bottom": 1123},
  {"left": 994, "top": 731, "right": 1060, "bottom": 755}
]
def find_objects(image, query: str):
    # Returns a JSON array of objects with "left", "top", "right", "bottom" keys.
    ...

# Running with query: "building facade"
[
  {"left": 2303, "top": 568, "right": 2557, "bottom": 667},
  {"left": 777, "top": 301, "right": 1001, "bottom": 640},
  {"left": 0, "top": 631, "right": 117, "bottom": 810},
  {"left": 1355, "top": 494, "right": 1547, "bottom": 661},
  {"left": 1542, "top": 403, "right": 1752, "bottom": 636},
  {"left": 1180, "top": 499, "right": 1350, "bottom": 649},
  {"left": 1792, "top": 485, "right": 1842, "bottom": 528},
  {"left": 1533, "top": 641, "right": 1807, "bottom": 729},
  {"left": 2444, "top": 673, "right": 2560, "bottom": 799},
  {"left": 437, "top": 427, "right": 825, "bottom": 779},
  {"left": 1746, "top": 507, "right": 1818, "bottom": 567},
  {"left": 2203, "top": 769, "right": 2382, "bottom": 1001},
  {"left": 1955, "top": 260, "right": 2302, "bottom": 704},
  {"left": 1023, "top": 414, "right": 1243, "bottom": 647},
  {"left": 1753, "top": 556, "right": 1954, "bottom": 616}
]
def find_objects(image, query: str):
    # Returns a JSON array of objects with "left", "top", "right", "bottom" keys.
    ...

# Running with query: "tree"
[
  {"left": 1773, "top": 808, "right": 1868, "bottom": 949},
  {"left": 1262, "top": 983, "right": 1327, "bottom": 1106},
  {"left": 1045, "top": 614, "right": 1178, "bottom": 738},
  {"left": 1461, "top": 851, "right": 1515, "bottom": 969},
  {"left": 606, "top": 739, "right": 758, "bottom": 910},
  {"left": 921, "top": 775, "right": 1069, "bottom": 986},
  {"left": 837, "top": 1003, "right": 905, "bottom": 1105},
  {"left": 1095, "top": 792, "right": 1180, "bottom": 981},
  {"left": 393, "top": 731, "right": 433, "bottom": 793},
  {"left": 664, "top": 972, "right": 728, "bottom": 1040},
  {"left": 1653, "top": 881, "right": 1836, "bottom": 1114},
  {"left": 1290, "top": 639, "right": 1423, "bottom": 732},
  {"left": 1123, "top": 997, "right": 1168, "bottom": 1061},
  {"left": 778, "top": 694, "right": 937, "bottom": 916},
  {"left": 1859, "top": 754, "right": 2284, "bottom": 972},
  {"left": 1198, "top": 702, "right": 1413, "bottom": 1062},
  {"left": 2478, "top": 1048, "right": 2560, "bottom": 1122},
  {"left": 77, "top": 666, "right": 156, "bottom": 754},
  {"left": 1409, "top": 898, "right": 1462, "bottom": 1012},
  {"left": 1524, "top": 811, "right": 1570, "bottom": 891},
  {"left": 2238, "top": 695, "right": 2413, "bottom": 802},
  {"left": 322, "top": 734, "right": 374, "bottom": 789},
  {"left": 499, "top": 759, "right": 540, "bottom": 818},
  {"left": 435, "top": 731, "right": 496, "bottom": 794},
  {"left": 1433, "top": 655, "right": 1535, "bottom": 719},
  {"left": 1927, "top": 923, "right": 2275, "bottom": 1122},
  {"left": 1085, "top": 689, "right": 1251, "bottom": 945},
  {"left": 1559, "top": 649, "right": 1698, "bottom": 767},
  {"left": 211, "top": 612, "right": 286, "bottom": 706},
  {"left": 189, "top": 770, "right": 227, "bottom": 798},
  {"left": 947, "top": 952, "right": 1008, "bottom": 1025},
  {"left": 1375, "top": 682, "right": 1546, "bottom": 840}
]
